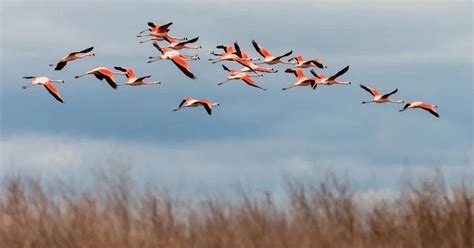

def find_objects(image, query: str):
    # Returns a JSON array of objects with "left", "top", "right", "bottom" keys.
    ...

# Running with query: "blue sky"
[{"left": 1, "top": 0, "right": 472, "bottom": 197}]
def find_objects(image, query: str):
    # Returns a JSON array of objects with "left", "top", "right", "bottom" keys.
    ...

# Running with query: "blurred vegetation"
[{"left": 0, "top": 168, "right": 472, "bottom": 248}]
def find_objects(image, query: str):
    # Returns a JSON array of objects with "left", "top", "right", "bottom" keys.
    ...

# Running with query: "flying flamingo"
[
  {"left": 309, "top": 66, "right": 351, "bottom": 89},
  {"left": 137, "top": 22, "right": 188, "bottom": 43},
  {"left": 49, "top": 47, "right": 95, "bottom": 71},
  {"left": 288, "top": 55, "right": 327, "bottom": 69},
  {"left": 114, "top": 67, "right": 161, "bottom": 86},
  {"left": 21, "top": 76, "right": 65, "bottom": 103},
  {"left": 360, "top": 84, "right": 404, "bottom": 104},
  {"left": 164, "top": 36, "right": 201, "bottom": 50},
  {"left": 399, "top": 102, "right": 440, "bottom": 118},
  {"left": 147, "top": 42, "right": 197, "bottom": 79},
  {"left": 233, "top": 42, "right": 277, "bottom": 74},
  {"left": 75, "top": 67, "right": 121, "bottom": 89},
  {"left": 173, "top": 97, "right": 219, "bottom": 115},
  {"left": 218, "top": 65, "right": 266, "bottom": 90},
  {"left": 281, "top": 68, "right": 318, "bottom": 90},
  {"left": 251, "top": 40, "right": 293, "bottom": 65}
]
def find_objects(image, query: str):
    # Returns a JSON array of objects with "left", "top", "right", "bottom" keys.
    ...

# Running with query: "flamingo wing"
[
  {"left": 241, "top": 76, "right": 266, "bottom": 90},
  {"left": 152, "top": 42, "right": 165, "bottom": 54},
  {"left": 328, "top": 65, "right": 349, "bottom": 81},
  {"left": 275, "top": 50, "right": 293, "bottom": 60},
  {"left": 114, "top": 66, "right": 130, "bottom": 78},
  {"left": 177, "top": 99, "right": 187, "bottom": 108},
  {"left": 178, "top": 36, "right": 199, "bottom": 45},
  {"left": 285, "top": 68, "right": 305, "bottom": 79},
  {"left": 222, "top": 64, "right": 231, "bottom": 72},
  {"left": 382, "top": 88, "right": 398, "bottom": 99},
  {"left": 251, "top": 40, "right": 271, "bottom": 58},
  {"left": 54, "top": 61, "right": 68, "bottom": 71},
  {"left": 97, "top": 71, "right": 117, "bottom": 89},
  {"left": 309, "top": 69, "right": 321, "bottom": 79},
  {"left": 419, "top": 103, "right": 439, "bottom": 118},
  {"left": 43, "top": 82, "right": 64, "bottom": 103},
  {"left": 233, "top": 42, "right": 243, "bottom": 58},
  {"left": 360, "top": 84, "right": 380, "bottom": 96},
  {"left": 158, "top": 22, "right": 173, "bottom": 32},
  {"left": 197, "top": 101, "right": 212, "bottom": 115},
  {"left": 171, "top": 56, "right": 195, "bottom": 79},
  {"left": 135, "top": 75, "right": 151, "bottom": 81}
]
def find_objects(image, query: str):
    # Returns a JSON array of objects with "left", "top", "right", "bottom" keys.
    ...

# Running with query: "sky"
[{"left": 0, "top": 0, "right": 472, "bottom": 198}]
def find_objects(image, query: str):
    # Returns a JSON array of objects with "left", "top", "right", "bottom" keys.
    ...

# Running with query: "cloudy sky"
[{"left": 1, "top": 0, "right": 472, "bottom": 197}]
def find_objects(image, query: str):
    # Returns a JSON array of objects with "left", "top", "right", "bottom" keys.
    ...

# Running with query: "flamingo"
[
  {"left": 360, "top": 84, "right": 404, "bottom": 104},
  {"left": 21, "top": 76, "right": 64, "bottom": 103},
  {"left": 164, "top": 36, "right": 201, "bottom": 50},
  {"left": 137, "top": 22, "right": 187, "bottom": 41},
  {"left": 218, "top": 65, "right": 266, "bottom": 90},
  {"left": 114, "top": 67, "right": 161, "bottom": 86},
  {"left": 49, "top": 47, "right": 94, "bottom": 71},
  {"left": 233, "top": 42, "right": 277, "bottom": 74},
  {"left": 173, "top": 97, "right": 219, "bottom": 115},
  {"left": 309, "top": 66, "right": 351, "bottom": 88},
  {"left": 288, "top": 55, "right": 327, "bottom": 69},
  {"left": 251, "top": 40, "right": 293, "bottom": 65},
  {"left": 75, "top": 67, "right": 121, "bottom": 89},
  {"left": 281, "top": 68, "right": 318, "bottom": 91},
  {"left": 399, "top": 102, "right": 440, "bottom": 118},
  {"left": 147, "top": 42, "right": 197, "bottom": 79}
]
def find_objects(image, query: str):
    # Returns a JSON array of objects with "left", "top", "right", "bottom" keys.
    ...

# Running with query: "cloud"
[{"left": 1, "top": 133, "right": 471, "bottom": 196}]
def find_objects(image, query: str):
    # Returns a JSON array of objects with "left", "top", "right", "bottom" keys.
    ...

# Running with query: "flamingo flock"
[{"left": 21, "top": 20, "right": 440, "bottom": 118}]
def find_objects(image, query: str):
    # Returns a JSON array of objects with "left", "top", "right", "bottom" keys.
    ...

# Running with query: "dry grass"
[{"left": 0, "top": 170, "right": 472, "bottom": 248}]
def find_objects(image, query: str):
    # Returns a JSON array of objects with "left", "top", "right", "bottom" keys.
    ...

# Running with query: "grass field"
[{"left": 0, "top": 170, "right": 472, "bottom": 248}]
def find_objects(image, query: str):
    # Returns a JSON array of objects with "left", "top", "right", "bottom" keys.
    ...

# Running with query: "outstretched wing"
[
  {"left": 419, "top": 103, "right": 439, "bottom": 118},
  {"left": 241, "top": 75, "right": 266, "bottom": 90},
  {"left": 158, "top": 22, "right": 173, "bottom": 32},
  {"left": 233, "top": 42, "right": 244, "bottom": 58},
  {"left": 177, "top": 99, "right": 186, "bottom": 109},
  {"left": 178, "top": 36, "right": 199, "bottom": 46},
  {"left": 43, "top": 82, "right": 64, "bottom": 103},
  {"left": 309, "top": 69, "right": 321, "bottom": 79},
  {"left": 251, "top": 40, "right": 271, "bottom": 58},
  {"left": 275, "top": 50, "right": 293, "bottom": 60},
  {"left": 152, "top": 42, "right": 165, "bottom": 54},
  {"left": 78, "top": 47, "right": 93, "bottom": 54},
  {"left": 400, "top": 103, "right": 410, "bottom": 111},
  {"left": 222, "top": 64, "right": 231, "bottom": 72},
  {"left": 381, "top": 88, "right": 398, "bottom": 99},
  {"left": 54, "top": 61, "right": 68, "bottom": 71},
  {"left": 285, "top": 68, "right": 305, "bottom": 79},
  {"left": 328, "top": 65, "right": 349, "bottom": 81},
  {"left": 360, "top": 84, "right": 380, "bottom": 97},
  {"left": 308, "top": 59, "right": 325, "bottom": 69},
  {"left": 171, "top": 56, "right": 195, "bottom": 79},
  {"left": 135, "top": 75, "right": 151, "bottom": 81},
  {"left": 198, "top": 102, "right": 212, "bottom": 115}
]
